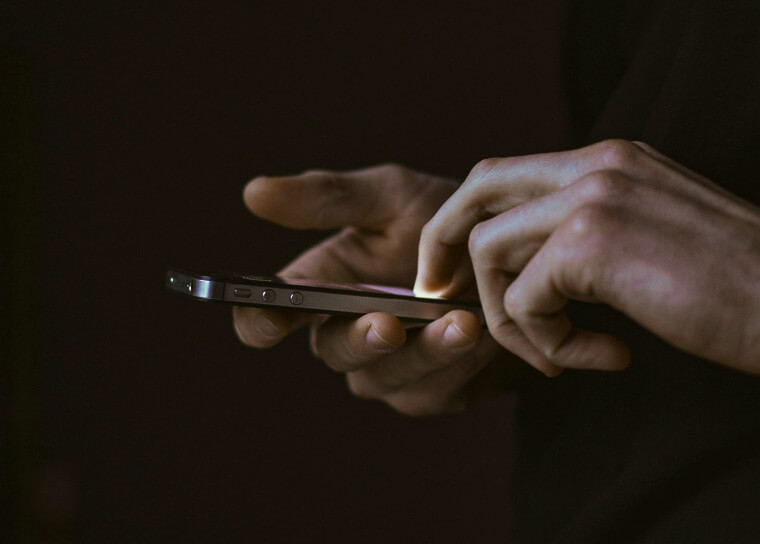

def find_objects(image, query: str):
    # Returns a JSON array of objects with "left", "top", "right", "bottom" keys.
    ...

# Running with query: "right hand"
[{"left": 233, "top": 164, "right": 522, "bottom": 416}]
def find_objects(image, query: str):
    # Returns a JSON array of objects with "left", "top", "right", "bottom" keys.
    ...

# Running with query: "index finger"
[
  {"left": 414, "top": 141, "right": 654, "bottom": 298},
  {"left": 236, "top": 166, "right": 405, "bottom": 348},
  {"left": 243, "top": 164, "right": 416, "bottom": 232}
]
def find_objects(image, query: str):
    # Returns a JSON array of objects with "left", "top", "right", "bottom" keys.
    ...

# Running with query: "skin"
[
  {"left": 235, "top": 140, "right": 760, "bottom": 416},
  {"left": 416, "top": 139, "right": 760, "bottom": 377},
  {"left": 233, "top": 164, "right": 521, "bottom": 416}
]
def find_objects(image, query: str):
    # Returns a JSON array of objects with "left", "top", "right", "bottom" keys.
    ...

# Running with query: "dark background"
[{"left": 3, "top": 1, "right": 567, "bottom": 542}]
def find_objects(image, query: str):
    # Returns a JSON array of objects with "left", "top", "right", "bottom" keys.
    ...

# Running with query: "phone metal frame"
[{"left": 166, "top": 269, "right": 485, "bottom": 324}]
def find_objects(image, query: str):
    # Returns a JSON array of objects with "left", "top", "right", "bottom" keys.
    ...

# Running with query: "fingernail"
[
  {"left": 412, "top": 279, "right": 445, "bottom": 299},
  {"left": 443, "top": 322, "right": 475, "bottom": 349},
  {"left": 366, "top": 326, "right": 400, "bottom": 353},
  {"left": 255, "top": 315, "right": 281, "bottom": 339}
]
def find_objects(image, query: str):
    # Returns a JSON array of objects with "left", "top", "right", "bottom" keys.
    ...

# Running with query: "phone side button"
[
  {"left": 233, "top": 288, "right": 252, "bottom": 298},
  {"left": 290, "top": 292, "right": 303, "bottom": 305}
]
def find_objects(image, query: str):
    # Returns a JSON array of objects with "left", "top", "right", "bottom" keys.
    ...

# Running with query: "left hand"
[
  {"left": 233, "top": 164, "right": 522, "bottom": 416},
  {"left": 415, "top": 139, "right": 760, "bottom": 377}
]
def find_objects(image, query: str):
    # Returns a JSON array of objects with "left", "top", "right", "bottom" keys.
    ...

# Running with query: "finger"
[
  {"left": 504, "top": 207, "right": 631, "bottom": 371},
  {"left": 463, "top": 172, "right": 640, "bottom": 375},
  {"left": 382, "top": 335, "right": 505, "bottom": 417},
  {"left": 276, "top": 227, "right": 400, "bottom": 285},
  {"left": 243, "top": 164, "right": 415, "bottom": 231},
  {"left": 344, "top": 310, "right": 483, "bottom": 399},
  {"left": 232, "top": 306, "right": 315, "bottom": 348},
  {"left": 467, "top": 169, "right": 645, "bottom": 278},
  {"left": 231, "top": 232, "right": 377, "bottom": 350},
  {"left": 311, "top": 312, "right": 407, "bottom": 372},
  {"left": 471, "top": 264, "right": 561, "bottom": 377},
  {"left": 414, "top": 140, "right": 656, "bottom": 297},
  {"left": 414, "top": 153, "right": 576, "bottom": 297}
]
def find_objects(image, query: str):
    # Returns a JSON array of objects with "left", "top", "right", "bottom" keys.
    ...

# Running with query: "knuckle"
[
  {"left": 324, "top": 172, "right": 349, "bottom": 195},
  {"left": 467, "top": 222, "right": 489, "bottom": 261},
  {"left": 593, "top": 139, "right": 640, "bottom": 170},
  {"left": 420, "top": 218, "right": 437, "bottom": 241},
  {"left": 374, "top": 162, "right": 418, "bottom": 197},
  {"left": 555, "top": 205, "right": 618, "bottom": 267},
  {"left": 576, "top": 171, "right": 631, "bottom": 204},
  {"left": 564, "top": 204, "right": 617, "bottom": 240},
  {"left": 346, "top": 372, "right": 379, "bottom": 400},
  {"left": 306, "top": 170, "right": 352, "bottom": 203},
  {"left": 503, "top": 286, "right": 529, "bottom": 320},
  {"left": 468, "top": 157, "right": 502, "bottom": 181}
]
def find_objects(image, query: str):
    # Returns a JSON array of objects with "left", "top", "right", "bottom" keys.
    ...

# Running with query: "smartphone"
[{"left": 166, "top": 269, "right": 485, "bottom": 325}]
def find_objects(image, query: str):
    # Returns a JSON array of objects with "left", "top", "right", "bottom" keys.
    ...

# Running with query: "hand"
[
  {"left": 415, "top": 140, "right": 760, "bottom": 376},
  {"left": 233, "top": 164, "right": 521, "bottom": 416}
]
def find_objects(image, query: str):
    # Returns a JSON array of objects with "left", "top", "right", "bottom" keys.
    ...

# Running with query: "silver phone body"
[{"left": 166, "top": 269, "right": 485, "bottom": 325}]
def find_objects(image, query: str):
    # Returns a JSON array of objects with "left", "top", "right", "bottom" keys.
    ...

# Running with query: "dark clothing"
[{"left": 513, "top": 1, "right": 760, "bottom": 542}]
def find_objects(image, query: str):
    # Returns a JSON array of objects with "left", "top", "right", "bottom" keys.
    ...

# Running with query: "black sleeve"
[{"left": 512, "top": 2, "right": 760, "bottom": 543}]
